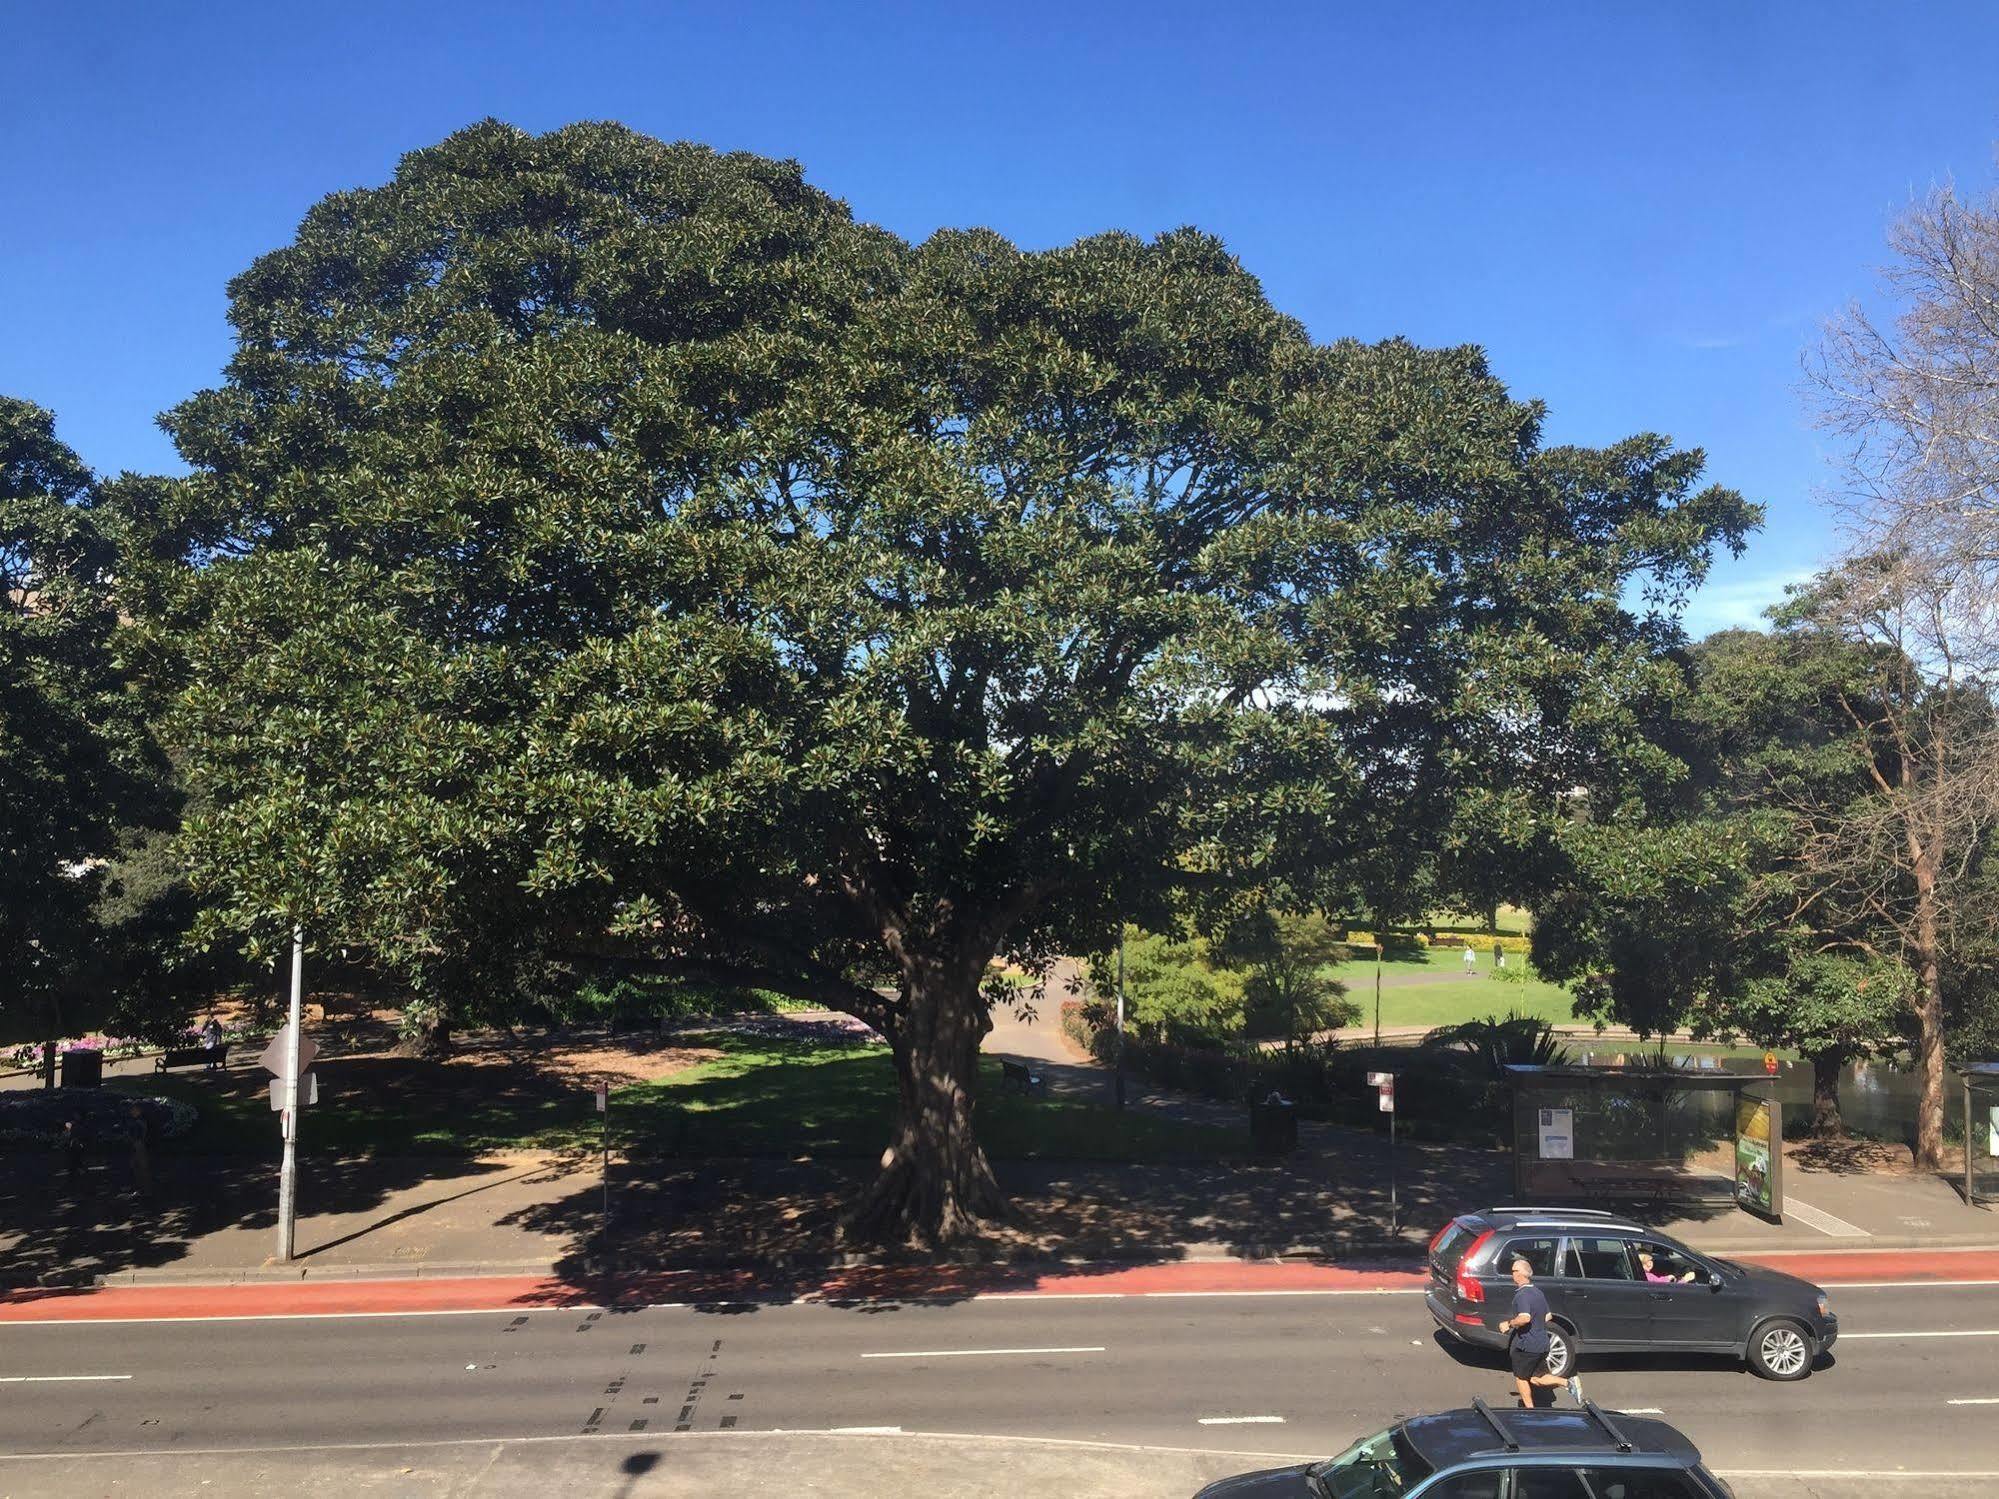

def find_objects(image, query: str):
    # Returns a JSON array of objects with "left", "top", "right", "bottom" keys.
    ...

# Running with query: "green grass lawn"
[
  {"left": 114, "top": 1031, "right": 1244, "bottom": 1162},
  {"left": 1350, "top": 979, "right": 1577, "bottom": 1030}
]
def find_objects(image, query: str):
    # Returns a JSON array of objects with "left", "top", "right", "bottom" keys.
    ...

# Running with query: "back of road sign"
[
  {"left": 259, "top": 1027, "right": 319, "bottom": 1078},
  {"left": 269, "top": 1072, "right": 320, "bottom": 1111}
]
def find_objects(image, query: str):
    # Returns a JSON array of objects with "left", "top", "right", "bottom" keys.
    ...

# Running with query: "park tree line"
[{"left": 3, "top": 120, "right": 1995, "bottom": 1240}]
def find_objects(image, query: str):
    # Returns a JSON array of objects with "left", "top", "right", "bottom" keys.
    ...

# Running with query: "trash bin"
[
  {"left": 60, "top": 1048, "right": 103, "bottom": 1088},
  {"left": 1249, "top": 1093, "right": 1297, "bottom": 1155}
]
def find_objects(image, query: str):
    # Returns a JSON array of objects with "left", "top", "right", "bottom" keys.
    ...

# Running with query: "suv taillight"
[{"left": 1455, "top": 1230, "right": 1493, "bottom": 1304}]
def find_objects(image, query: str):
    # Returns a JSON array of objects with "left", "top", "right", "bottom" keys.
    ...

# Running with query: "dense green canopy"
[
  {"left": 125, "top": 121, "right": 1754, "bottom": 1240},
  {"left": 1, "top": 398, "right": 163, "bottom": 1047}
]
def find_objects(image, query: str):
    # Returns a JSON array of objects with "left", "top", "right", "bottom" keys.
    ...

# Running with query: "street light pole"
[
  {"left": 276, "top": 924, "right": 304, "bottom": 1262},
  {"left": 1115, "top": 927, "right": 1127, "bottom": 1111}
]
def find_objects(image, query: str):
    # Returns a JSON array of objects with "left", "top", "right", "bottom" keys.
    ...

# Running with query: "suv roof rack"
[
  {"left": 1486, "top": 1207, "right": 1620, "bottom": 1219},
  {"left": 1581, "top": 1401, "right": 1635, "bottom": 1454},
  {"left": 1469, "top": 1398, "right": 1519, "bottom": 1452}
]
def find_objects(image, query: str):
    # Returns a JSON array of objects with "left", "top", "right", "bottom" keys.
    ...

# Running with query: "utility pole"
[
  {"left": 276, "top": 924, "right": 304, "bottom": 1262},
  {"left": 1114, "top": 928, "right": 1127, "bottom": 1111}
]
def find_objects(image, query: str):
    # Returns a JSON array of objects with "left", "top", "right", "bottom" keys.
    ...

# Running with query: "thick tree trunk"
[
  {"left": 1912, "top": 852, "right": 1947, "bottom": 1171},
  {"left": 846, "top": 956, "right": 1009, "bottom": 1248},
  {"left": 1808, "top": 1051, "right": 1846, "bottom": 1137},
  {"left": 400, "top": 1008, "right": 452, "bottom": 1060},
  {"left": 41, "top": 1038, "right": 56, "bottom": 1091}
]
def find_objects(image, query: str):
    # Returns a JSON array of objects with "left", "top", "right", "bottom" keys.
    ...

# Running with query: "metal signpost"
[
  {"left": 263, "top": 927, "right": 318, "bottom": 1262},
  {"left": 1114, "top": 932, "right": 1127, "bottom": 1111},
  {"left": 596, "top": 1080, "right": 610, "bottom": 1225},
  {"left": 1368, "top": 1070, "right": 1397, "bottom": 1235}
]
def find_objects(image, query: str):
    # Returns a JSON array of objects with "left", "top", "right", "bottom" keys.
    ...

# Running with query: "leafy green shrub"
[
  {"left": 1423, "top": 1013, "right": 1570, "bottom": 1078},
  {"left": 1061, "top": 1001, "right": 1503, "bottom": 1143},
  {"left": 0, "top": 1090, "right": 195, "bottom": 1150},
  {"left": 1431, "top": 931, "right": 1533, "bottom": 955}
]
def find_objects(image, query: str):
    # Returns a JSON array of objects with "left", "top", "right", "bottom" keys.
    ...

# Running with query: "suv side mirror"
[{"left": 1707, "top": 1271, "right": 1724, "bottom": 1290}]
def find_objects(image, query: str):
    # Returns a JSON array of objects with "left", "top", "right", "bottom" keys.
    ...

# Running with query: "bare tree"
[
  {"left": 1777, "top": 553, "right": 1999, "bottom": 1169},
  {"left": 1813, "top": 181, "right": 1999, "bottom": 565},
  {"left": 1808, "top": 175, "right": 1999, "bottom": 1169}
]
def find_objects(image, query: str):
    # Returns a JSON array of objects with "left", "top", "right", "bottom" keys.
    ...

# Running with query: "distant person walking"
[
  {"left": 124, "top": 1103, "right": 152, "bottom": 1201},
  {"left": 1493, "top": 940, "right": 1505, "bottom": 971},
  {"left": 199, "top": 1015, "right": 224, "bottom": 1068},
  {"left": 61, "top": 1118, "right": 89, "bottom": 1195},
  {"left": 1462, "top": 942, "right": 1477, "bottom": 975},
  {"left": 1501, "top": 1257, "right": 1580, "bottom": 1408}
]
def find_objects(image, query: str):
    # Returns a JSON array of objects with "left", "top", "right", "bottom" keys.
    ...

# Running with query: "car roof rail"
[
  {"left": 1487, "top": 1207, "right": 1620, "bottom": 1219},
  {"left": 1469, "top": 1398, "right": 1519, "bottom": 1452},
  {"left": 1581, "top": 1401, "right": 1635, "bottom": 1453}
]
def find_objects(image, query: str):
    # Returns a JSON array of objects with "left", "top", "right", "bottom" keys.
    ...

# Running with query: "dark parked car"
[
  {"left": 1195, "top": 1399, "right": 1734, "bottom": 1496},
  {"left": 1425, "top": 1207, "right": 1836, "bottom": 1381}
]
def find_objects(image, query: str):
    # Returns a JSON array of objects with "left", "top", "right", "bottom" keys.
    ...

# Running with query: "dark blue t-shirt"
[{"left": 1511, "top": 1283, "right": 1551, "bottom": 1352}]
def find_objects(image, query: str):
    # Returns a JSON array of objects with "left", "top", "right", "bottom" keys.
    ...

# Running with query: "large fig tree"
[{"left": 127, "top": 121, "right": 1752, "bottom": 1243}]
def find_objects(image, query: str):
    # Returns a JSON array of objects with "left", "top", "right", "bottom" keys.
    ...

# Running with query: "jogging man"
[{"left": 1501, "top": 1257, "right": 1581, "bottom": 1407}]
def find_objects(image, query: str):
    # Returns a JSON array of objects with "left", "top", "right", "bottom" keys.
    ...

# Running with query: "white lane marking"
[
  {"left": 1839, "top": 1329, "right": 1999, "bottom": 1339},
  {"left": 1947, "top": 1397, "right": 1999, "bottom": 1405},
  {"left": 861, "top": 1346, "right": 1106, "bottom": 1359},
  {"left": 1141, "top": 1288, "right": 1424, "bottom": 1298},
  {"left": 0, "top": 1426, "right": 1318, "bottom": 1465},
  {"left": 1198, "top": 1415, "right": 1286, "bottom": 1425},
  {"left": 0, "top": 1374, "right": 133, "bottom": 1383},
  {"left": 1784, "top": 1198, "right": 1872, "bottom": 1237},
  {"left": 1616, "top": 1407, "right": 1665, "bottom": 1414},
  {"left": 829, "top": 1426, "right": 904, "bottom": 1434},
  {"left": 0, "top": 1287, "right": 1429, "bottom": 1327},
  {"left": 0, "top": 1306, "right": 607, "bottom": 1327},
  {"left": 1711, "top": 1479, "right": 1999, "bottom": 1495},
  {"left": 1820, "top": 1280, "right": 1999, "bottom": 1289}
]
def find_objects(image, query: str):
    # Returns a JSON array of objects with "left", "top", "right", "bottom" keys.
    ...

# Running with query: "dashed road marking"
[{"left": 861, "top": 1346, "right": 1106, "bottom": 1359}]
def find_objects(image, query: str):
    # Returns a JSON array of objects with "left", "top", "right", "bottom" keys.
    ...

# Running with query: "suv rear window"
[{"left": 1431, "top": 1221, "right": 1479, "bottom": 1272}]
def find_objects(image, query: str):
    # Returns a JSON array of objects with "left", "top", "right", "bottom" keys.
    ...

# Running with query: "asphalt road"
[{"left": 2, "top": 1279, "right": 1997, "bottom": 1487}]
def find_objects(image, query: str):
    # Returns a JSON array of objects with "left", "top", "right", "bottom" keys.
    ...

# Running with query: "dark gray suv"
[
  {"left": 1195, "top": 1400, "right": 1735, "bottom": 1497},
  {"left": 1426, "top": 1207, "right": 1836, "bottom": 1381}
]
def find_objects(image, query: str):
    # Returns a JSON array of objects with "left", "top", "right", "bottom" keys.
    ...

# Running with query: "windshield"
[{"left": 1308, "top": 1426, "right": 1432, "bottom": 1498}]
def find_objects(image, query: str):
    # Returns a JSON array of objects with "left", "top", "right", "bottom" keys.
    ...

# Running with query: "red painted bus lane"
[{"left": 2, "top": 1249, "right": 1994, "bottom": 1325}]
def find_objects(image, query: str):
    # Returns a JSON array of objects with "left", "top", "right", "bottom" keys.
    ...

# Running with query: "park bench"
[
  {"left": 1000, "top": 1059, "right": 1044, "bottom": 1095},
  {"left": 156, "top": 1043, "right": 229, "bottom": 1073}
]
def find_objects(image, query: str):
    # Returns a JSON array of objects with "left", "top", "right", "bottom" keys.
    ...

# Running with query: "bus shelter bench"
[{"left": 157, "top": 1044, "right": 229, "bottom": 1073}]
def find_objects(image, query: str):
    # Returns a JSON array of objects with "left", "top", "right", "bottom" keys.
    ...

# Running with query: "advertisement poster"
[
  {"left": 1736, "top": 1097, "right": 1774, "bottom": 1215},
  {"left": 1537, "top": 1107, "right": 1573, "bottom": 1160}
]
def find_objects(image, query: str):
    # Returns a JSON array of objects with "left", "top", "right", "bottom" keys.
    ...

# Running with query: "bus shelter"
[
  {"left": 1962, "top": 1064, "right": 1999, "bottom": 1208},
  {"left": 1507, "top": 1065, "right": 1784, "bottom": 1222}
]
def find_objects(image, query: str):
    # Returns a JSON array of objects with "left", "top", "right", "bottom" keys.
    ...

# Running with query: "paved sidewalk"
[
  {"left": 0, "top": 1000, "right": 1988, "bottom": 1290},
  {"left": 980, "top": 976, "right": 1998, "bottom": 1254}
]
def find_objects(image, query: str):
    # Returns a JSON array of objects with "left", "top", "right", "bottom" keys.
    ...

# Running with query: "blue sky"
[{"left": 8, "top": 1, "right": 1998, "bottom": 634}]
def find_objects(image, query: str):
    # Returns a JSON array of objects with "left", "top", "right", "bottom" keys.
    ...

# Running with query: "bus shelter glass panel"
[
  {"left": 1509, "top": 1067, "right": 1761, "bottom": 1213},
  {"left": 1964, "top": 1066, "right": 1999, "bottom": 1208}
]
